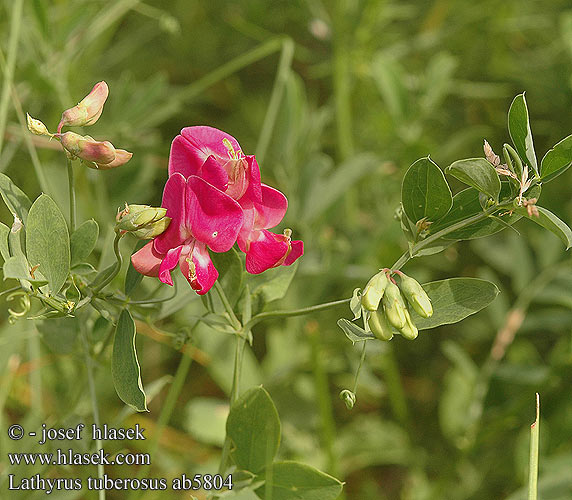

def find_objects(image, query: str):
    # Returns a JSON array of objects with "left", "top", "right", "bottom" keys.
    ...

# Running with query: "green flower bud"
[
  {"left": 382, "top": 281, "right": 407, "bottom": 329},
  {"left": 339, "top": 389, "right": 356, "bottom": 410},
  {"left": 399, "top": 273, "right": 433, "bottom": 318},
  {"left": 368, "top": 309, "right": 393, "bottom": 341},
  {"left": 116, "top": 204, "right": 171, "bottom": 239},
  {"left": 361, "top": 271, "right": 389, "bottom": 311},
  {"left": 398, "top": 308, "right": 418, "bottom": 340}
]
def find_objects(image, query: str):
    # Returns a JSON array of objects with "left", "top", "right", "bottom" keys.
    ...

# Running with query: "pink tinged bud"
[
  {"left": 59, "top": 132, "right": 132, "bottom": 169},
  {"left": 94, "top": 149, "right": 133, "bottom": 170},
  {"left": 57, "top": 81, "right": 109, "bottom": 133}
]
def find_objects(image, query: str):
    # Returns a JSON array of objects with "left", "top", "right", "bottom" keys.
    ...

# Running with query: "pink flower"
[
  {"left": 131, "top": 173, "right": 244, "bottom": 294},
  {"left": 58, "top": 81, "right": 108, "bottom": 133},
  {"left": 169, "top": 126, "right": 303, "bottom": 274}
]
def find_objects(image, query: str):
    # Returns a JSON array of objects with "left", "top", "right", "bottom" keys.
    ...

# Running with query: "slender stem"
[
  {"left": 67, "top": 157, "right": 76, "bottom": 232},
  {"left": 81, "top": 326, "right": 105, "bottom": 500},
  {"left": 256, "top": 38, "right": 294, "bottom": 164},
  {"left": 217, "top": 284, "right": 249, "bottom": 475},
  {"left": 391, "top": 202, "right": 513, "bottom": 270},
  {"left": 92, "top": 232, "right": 123, "bottom": 293},
  {"left": 244, "top": 298, "right": 350, "bottom": 331},
  {"left": 213, "top": 281, "right": 242, "bottom": 330},
  {"left": 126, "top": 351, "right": 193, "bottom": 500},
  {"left": 528, "top": 393, "right": 540, "bottom": 500},
  {"left": 0, "top": 0, "right": 24, "bottom": 156},
  {"left": 309, "top": 324, "right": 339, "bottom": 477},
  {"left": 352, "top": 343, "right": 367, "bottom": 393}
]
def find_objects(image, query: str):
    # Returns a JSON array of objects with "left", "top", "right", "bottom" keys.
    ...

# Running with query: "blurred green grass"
[{"left": 1, "top": 0, "right": 572, "bottom": 499}]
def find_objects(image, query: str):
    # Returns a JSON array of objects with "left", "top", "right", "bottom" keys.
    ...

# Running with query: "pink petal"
[
  {"left": 180, "top": 126, "right": 242, "bottom": 160},
  {"left": 253, "top": 184, "right": 288, "bottom": 230},
  {"left": 244, "top": 230, "right": 291, "bottom": 274},
  {"left": 187, "top": 176, "right": 244, "bottom": 252},
  {"left": 237, "top": 203, "right": 256, "bottom": 252},
  {"left": 131, "top": 241, "right": 162, "bottom": 277},
  {"left": 169, "top": 135, "right": 228, "bottom": 190},
  {"left": 158, "top": 246, "right": 183, "bottom": 286},
  {"left": 284, "top": 239, "right": 304, "bottom": 265},
  {"left": 179, "top": 242, "right": 218, "bottom": 295},
  {"left": 154, "top": 173, "right": 187, "bottom": 254},
  {"left": 241, "top": 155, "right": 262, "bottom": 204}
]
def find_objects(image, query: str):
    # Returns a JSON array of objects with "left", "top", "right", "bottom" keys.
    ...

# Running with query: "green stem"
[
  {"left": 126, "top": 351, "right": 193, "bottom": 500},
  {"left": 391, "top": 202, "right": 513, "bottom": 270},
  {"left": 528, "top": 393, "right": 540, "bottom": 500},
  {"left": 243, "top": 298, "right": 350, "bottom": 331},
  {"left": 81, "top": 326, "right": 105, "bottom": 500},
  {"left": 333, "top": 0, "right": 354, "bottom": 161},
  {"left": 67, "top": 157, "right": 76, "bottom": 232},
  {"left": 92, "top": 232, "right": 123, "bottom": 293},
  {"left": 256, "top": 38, "right": 294, "bottom": 164},
  {"left": 213, "top": 281, "right": 242, "bottom": 330},
  {"left": 217, "top": 284, "right": 249, "bottom": 475},
  {"left": 309, "top": 326, "right": 339, "bottom": 477},
  {"left": 0, "top": 0, "right": 23, "bottom": 156},
  {"left": 352, "top": 342, "right": 367, "bottom": 393}
]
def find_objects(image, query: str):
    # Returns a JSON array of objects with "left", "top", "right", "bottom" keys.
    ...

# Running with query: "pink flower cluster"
[{"left": 132, "top": 127, "right": 303, "bottom": 295}]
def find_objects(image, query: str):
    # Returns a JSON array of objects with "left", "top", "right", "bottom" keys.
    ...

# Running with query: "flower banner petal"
[{"left": 154, "top": 173, "right": 187, "bottom": 254}]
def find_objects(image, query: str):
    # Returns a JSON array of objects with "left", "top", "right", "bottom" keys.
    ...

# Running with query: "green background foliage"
[{"left": 1, "top": 0, "right": 572, "bottom": 499}]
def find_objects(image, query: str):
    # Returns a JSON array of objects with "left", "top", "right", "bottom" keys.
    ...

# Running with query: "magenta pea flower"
[
  {"left": 169, "top": 126, "right": 303, "bottom": 274},
  {"left": 131, "top": 173, "right": 244, "bottom": 294}
]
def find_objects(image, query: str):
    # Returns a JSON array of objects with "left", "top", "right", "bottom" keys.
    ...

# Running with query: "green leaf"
[
  {"left": 349, "top": 288, "right": 362, "bottom": 320},
  {"left": 26, "top": 194, "right": 70, "bottom": 294},
  {"left": 37, "top": 317, "right": 79, "bottom": 354},
  {"left": 112, "top": 309, "right": 148, "bottom": 412},
  {"left": 249, "top": 261, "right": 298, "bottom": 304},
  {"left": 0, "top": 222, "right": 10, "bottom": 262},
  {"left": 3, "top": 254, "right": 48, "bottom": 286},
  {"left": 540, "top": 134, "right": 572, "bottom": 182},
  {"left": 410, "top": 278, "right": 500, "bottom": 330},
  {"left": 431, "top": 187, "right": 520, "bottom": 240},
  {"left": 226, "top": 386, "right": 280, "bottom": 473},
  {"left": 508, "top": 93, "right": 538, "bottom": 174},
  {"left": 124, "top": 240, "right": 147, "bottom": 295},
  {"left": 255, "top": 461, "right": 343, "bottom": 500},
  {"left": 337, "top": 318, "right": 375, "bottom": 343},
  {"left": 70, "top": 219, "right": 99, "bottom": 266},
  {"left": 0, "top": 173, "right": 32, "bottom": 223},
  {"left": 402, "top": 157, "right": 452, "bottom": 223},
  {"left": 515, "top": 206, "right": 572, "bottom": 250},
  {"left": 446, "top": 158, "right": 501, "bottom": 201}
]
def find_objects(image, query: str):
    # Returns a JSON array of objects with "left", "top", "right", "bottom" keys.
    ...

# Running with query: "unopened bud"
[
  {"left": 116, "top": 204, "right": 171, "bottom": 239},
  {"left": 398, "top": 308, "right": 418, "bottom": 340},
  {"left": 399, "top": 273, "right": 433, "bottom": 318},
  {"left": 26, "top": 113, "right": 51, "bottom": 136},
  {"left": 59, "top": 132, "right": 132, "bottom": 170},
  {"left": 339, "top": 389, "right": 356, "bottom": 410},
  {"left": 361, "top": 271, "right": 389, "bottom": 311},
  {"left": 382, "top": 281, "right": 407, "bottom": 329},
  {"left": 368, "top": 309, "right": 393, "bottom": 341},
  {"left": 58, "top": 81, "right": 108, "bottom": 133}
]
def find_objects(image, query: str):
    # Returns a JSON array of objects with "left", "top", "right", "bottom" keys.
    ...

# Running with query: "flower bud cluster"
[
  {"left": 27, "top": 81, "right": 132, "bottom": 170},
  {"left": 361, "top": 269, "right": 432, "bottom": 341},
  {"left": 115, "top": 204, "right": 171, "bottom": 239}
]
